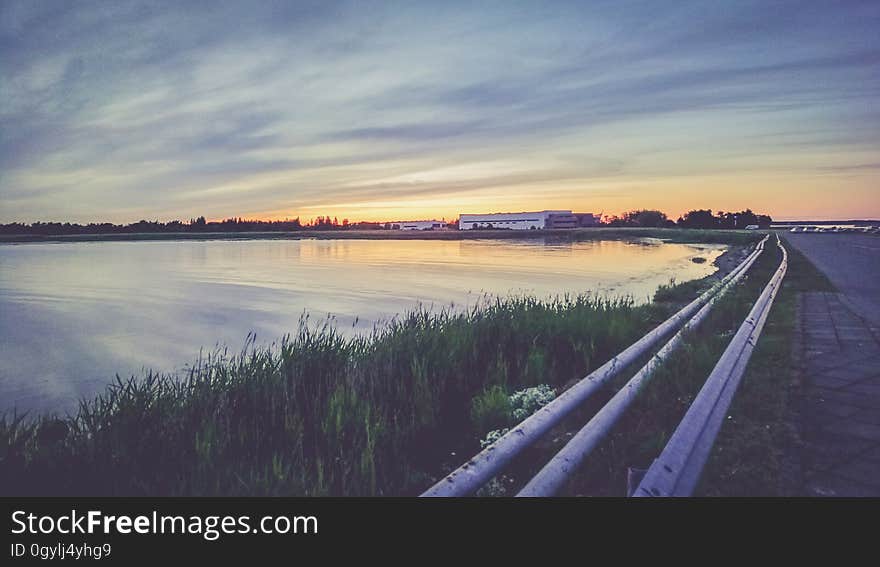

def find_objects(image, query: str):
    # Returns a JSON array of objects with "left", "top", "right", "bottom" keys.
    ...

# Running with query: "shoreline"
[
  {"left": 0, "top": 227, "right": 762, "bottom": 245},
  {"left": 710, "top": 242, "right": 752, "bottom": 281}
]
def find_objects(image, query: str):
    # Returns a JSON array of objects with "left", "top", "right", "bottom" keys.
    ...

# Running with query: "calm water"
[{"left": 0, "top": 237, "right": 724, "bottom": 413}]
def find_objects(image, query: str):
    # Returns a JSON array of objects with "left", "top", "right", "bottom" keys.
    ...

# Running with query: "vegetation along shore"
[{"left": 0, "top": 227, "right": 760, "bottom": 245}]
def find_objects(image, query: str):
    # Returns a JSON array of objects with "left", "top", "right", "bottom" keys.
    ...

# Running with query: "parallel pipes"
[
  {"left": 633, "top": 235, "right": 788, "bottom": 497},
  {"left": 421, "top": 236, "right": 769, "bottom": 497},
  {"left": 516, "top": 237, "right": 766, "bottom": 496}
]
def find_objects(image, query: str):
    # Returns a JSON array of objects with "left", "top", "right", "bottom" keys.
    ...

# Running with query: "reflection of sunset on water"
[{"left": 0, "top": 238, "right": 723, "bottom": 412}]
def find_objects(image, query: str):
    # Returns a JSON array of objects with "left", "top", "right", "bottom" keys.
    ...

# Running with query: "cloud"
[{"left": 1, "top": 0, "right": 879, "bottom": 222}]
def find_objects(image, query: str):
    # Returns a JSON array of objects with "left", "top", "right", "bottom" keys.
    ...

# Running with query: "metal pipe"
[
  {"left": 633, "top": 235, "right": 787, "bottom": 497},
  {"left": 421, "top": 236, "right": 769, "bottom": 497},
  {"left": 516, "top": 238, "right": 764, "bottom": 496}
]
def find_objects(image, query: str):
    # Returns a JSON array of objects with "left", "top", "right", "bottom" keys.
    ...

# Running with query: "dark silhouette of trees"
[
  {"left": 311, "top": 216, "right": 341, "bottom": 230},
  {"left": 0, "top": 206, "right": 775, "bottom": 236},
  {"left": 0, "top": 215, "right": 313, "bottom": 236},
  {"left": 607, "top": 209, "right": 670, "bottom": 227},
  {"left": 677, "top": 209, "right": 718, "bottom": 229},
  {"left": 676, "top": 209, "right": 773, "bottom": 229}
]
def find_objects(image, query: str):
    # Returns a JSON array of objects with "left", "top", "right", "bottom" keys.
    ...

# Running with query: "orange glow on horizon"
[{"left": 244, "top": 173, "right": 880, "bottom": 225}]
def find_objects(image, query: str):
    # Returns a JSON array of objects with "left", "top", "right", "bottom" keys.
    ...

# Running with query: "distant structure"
[
  {"left": 349, "top": 221, "right": 384, "bottom": 230},
  {"left": 458, "top": 210, "right": 598, "bottom": 230},
  {"left": 573, "top": 213, "right": 601, "bottom": 227},
  {"left": 390, "top": 220, "right": 447, "bottom": 231}
]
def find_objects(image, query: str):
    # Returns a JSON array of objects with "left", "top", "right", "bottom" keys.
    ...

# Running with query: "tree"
[
  {"left": 678, "top": 209, "right": 718, "bottom": 229},
  {"left": 676, "top": 208, "right": 773, "bottom": 230},
  {"left": 719, "top": 209, "right": 758, "bottom": 229},
  {"left": 608, "top": 209, "right": 669, "bottom": 227}
]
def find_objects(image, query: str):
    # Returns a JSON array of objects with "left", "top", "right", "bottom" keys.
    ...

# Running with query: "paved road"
[
  {"left": 783, "top": 233, "right": 880, "bottom": 496},
  {"left": 784, "top": 233, "right": 880, "bottom": 326},
  {"left": 794, "top": 293, "right": 880, "bottom": 496}
]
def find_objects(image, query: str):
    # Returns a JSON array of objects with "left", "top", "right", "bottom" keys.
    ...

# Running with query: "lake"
[{"left": 0, "top": 237, "right": 725, "bottom": 413}]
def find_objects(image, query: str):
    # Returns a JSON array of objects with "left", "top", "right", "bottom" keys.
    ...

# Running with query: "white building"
[
  {"left": 458, "top": 210, "right": 577, "bottom": 230},
  {"left": 391, "top": 220, "right": 447, "bottom": 231}
]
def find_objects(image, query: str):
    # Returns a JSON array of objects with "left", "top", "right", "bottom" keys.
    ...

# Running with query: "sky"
[{"left": 1, "top": 0, "right": 878, "bottom": 224}]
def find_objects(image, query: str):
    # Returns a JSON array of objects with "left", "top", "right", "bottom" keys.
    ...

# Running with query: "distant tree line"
[
  {"left": 677, "top": 208, "right": 772, "bottom": 229},
  {"left": 1, "top": 208, "right": 772, "bottom": 235},
  {"left": 605, "top": 210, "right": 677, "bottom": 228},
  {"left": 0, "top": 215, "right": 377, "bottom": 236},
  {"left": 605, "top": 208, "right": 772, "bottom": 229}
]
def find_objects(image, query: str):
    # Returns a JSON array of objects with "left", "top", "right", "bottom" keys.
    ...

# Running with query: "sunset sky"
[{"left": 1, "top": 0, "right": 878, "bottom": 224}]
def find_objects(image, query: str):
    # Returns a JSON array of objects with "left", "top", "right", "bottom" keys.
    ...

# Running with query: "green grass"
[
  {"left": 653, "top": 277, "right": 712, "bottom": 305},
  {"left": 471, "top": 385, "right": 513, "bottom": 436},
  {"left": 1, "top": 294, "right": 678, "bottom": 496}
]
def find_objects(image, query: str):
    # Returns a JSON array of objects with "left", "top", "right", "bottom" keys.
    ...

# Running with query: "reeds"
[{"left": 1, "top": 293, "right": 669, "bottom": 496}]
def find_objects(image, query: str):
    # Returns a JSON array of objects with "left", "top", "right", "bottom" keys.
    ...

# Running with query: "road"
[
  {"left": 784, "top": 232, "right": 880, "bottom": 496},
  {"left": 784, "top": 233, "right": 880, "bottom": 326}
]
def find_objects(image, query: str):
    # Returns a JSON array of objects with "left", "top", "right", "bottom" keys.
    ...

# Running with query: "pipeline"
[
  {"left": 421, "top": 235, "right": 769, "bottom": 497},
  {"left": 633, "top": 235, "right": 787, "bottom": 497},
  {"left": 516, "top": 236, "right": 765, "bottom": 496}
]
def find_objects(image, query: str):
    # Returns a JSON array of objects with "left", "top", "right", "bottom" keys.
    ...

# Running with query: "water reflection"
[{"left": 0, "top": 238, "right": 724, "bottom": 412}]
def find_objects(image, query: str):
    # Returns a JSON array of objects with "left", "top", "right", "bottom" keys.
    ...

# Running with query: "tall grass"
[{"left": 1, "top": 294, "right": 671, "bottom": 496}]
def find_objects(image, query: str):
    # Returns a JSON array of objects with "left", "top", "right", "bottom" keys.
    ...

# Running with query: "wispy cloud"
[{"left": 1, "top": 0, "right": 878, "bottom": 222}]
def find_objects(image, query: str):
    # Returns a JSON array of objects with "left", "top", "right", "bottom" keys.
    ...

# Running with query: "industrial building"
[
  {"left": 458, "top": 210, "right": 599, "bottom": 230},
  {"left": 390, "top": 220, "right": 447, "bottom": 231},
  {"left": 574, "top": 212, "right": 601, "bottom": 227}
]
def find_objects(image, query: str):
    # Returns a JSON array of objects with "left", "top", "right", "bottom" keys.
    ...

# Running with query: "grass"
[
  {"left": 653, "top": 277, "right": 712, "bottom": 305},
  {"left": 1, "top": 294, "right": 676, "bottom": 496},
  {"left": 471, "top": 385, "right": 513, "bottom": 435}
]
